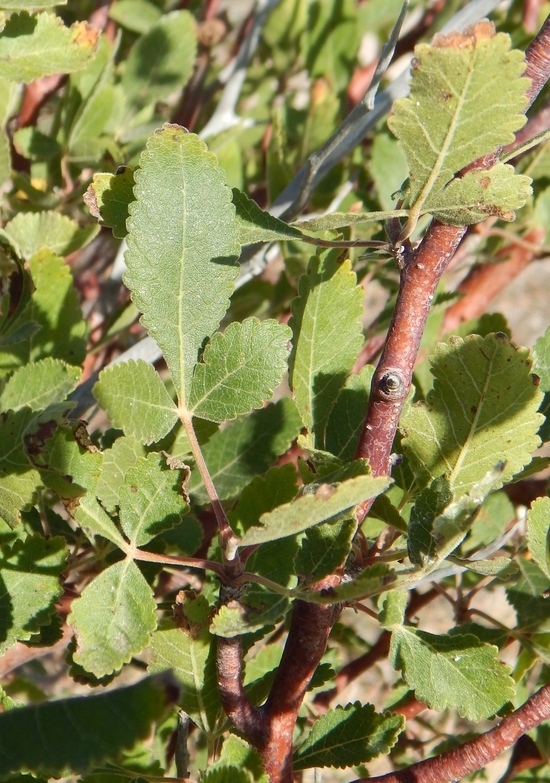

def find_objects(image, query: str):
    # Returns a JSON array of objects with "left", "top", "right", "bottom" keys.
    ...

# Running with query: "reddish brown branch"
[
  {"left": 259, "top": 585, "right": 342, "bottom": 782},
  {"left": 351, "top": 682, "right": 550, "bottom": 783},
  {"left": 216, "top": 635, "right": 266, "bottom": 747}
]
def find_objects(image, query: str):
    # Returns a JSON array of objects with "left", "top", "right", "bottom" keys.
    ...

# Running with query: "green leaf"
[
  {"left": 0, "top": 250, "right": 87, "bottom": 376},
  {"left": 227, "top": 463, "right": 299, "bottom": 536},
  {"left": 301, "top": 562, "right": 396, "bottom": 604},
  {"left": 189, "top": 398, "right": 302, "bottom": 504},
  {"left": 93, "top": 360, "right": 179, "bottom": 445},
  {"left": 68, "top": 558, "right": 157, "bottom": 677},
  {"left": 47, "top": 429, "right": 126, "bottom": 547},
  {"left": 295, "top": 517, "right": 356, "bottom": 581},
  {"left": 533, "top": 325, "right": 550, "bottom": 391},
  {"left": 370, "top": 132, "right": 409, "bottom": 212},
  {"left": 388, "top": 24, "right": 529, "bottom": 237},
  {"left": 0, "top": 534, "right": 67, "bottom": 654},
  {"left": 232, "top": 188, "right": 303, "bottom": 244},
  {"left": 0, "top": 358, "right": 81, "bottom": 412},
  {"left": 209, "top": 736, "right": 267, "bottom": 783},
  {"left": 0, "top": 408, "right": 42, "bottom": 528},
  {"left": 325, "top": 365, "right": 373, "bottom": 461},
  {"left": 0, "top": 12, "right": 99, "bottom": 82},
  {"left": 13, "top": 126, "right": 62, "bottom": 161},
  {"left": 121, "top": 11, "right": 196, "bottom": 105},
  {"left": 124, "top": 126, "right": 240, "bottom": 403},
  {"left": 527, "top": 497, "right": 550, "bottom": 578},
  {"left": 293, "top": 702, "right": 403, "bottom": 770},
  {"left": 426, "top": 163, "right": 531, "bottom": 225},
  {"left": 0, "top": 675, "right": 174, "bottom": 776},
  {"left": 94, "top": 436, "right": 145, "bottom": 513},
  {"left": 408, "top": 476, "right": 452, "bottom": 566},
  {"left": 239, "top": 474, "right": 390, "bottom": 546},
  {"left": 210, "top": 591, "right": 290, "bottom": 638},
  {"left": 149, "top": 621, "right": 222, "bottom": 734},
  {"left": 83, "top": 167, "right": 135, "bottom": 239},
  {"left": 290, "top": 250, "right": 364, "bottom": 447},
  {"left": 189, "top": 318, "right": 291, "bottom": 422},
  {"left": 4, "top": 212, "right": 98, "bottom": 260},
  {"left": 119, "top": 452, "right": 189, "bottom": 547},
  {"left": 401, "top": 334, "right": 543, "bottom": 496},
  {"left": 507, "top": 557, "right": 550, "bottom": 633},
  {"left": 203, "top": 767, "right": 253, "bottom": 783},
  {"left": 108, "top": 0, "right": 162, "bottom": 34},
  {"left": 389, "top": 628, "right": 515, "bottom": 720}
]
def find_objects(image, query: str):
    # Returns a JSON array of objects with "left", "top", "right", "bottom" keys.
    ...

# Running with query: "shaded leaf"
[
  {"left": 239, "top": 474, "right": 390, "bottom": 546},
  {"left": 189, "top": 398, "right": 301, "bottom": 504},
  {"left": 389, "top": 627, "right": 515, "bottom": 720},
  {"left": 0, "top": 358, "right": 81, "bottom": 412},
  {"left": 68, "top": 558, "right": 157, "bottom": 677},
  {"left": 0, "top": 534, "right": 67, "bottom": 654},
  {"left": 227, "top": 463, "right": 299, "bottom": 536},
  {"left": 95, "top": 435, "right": 146, "bottom": 514},
  {"left": 533, "top": 325, "right": 550, "bottom": 391},
  {"left": 0, "top": 407, "right": 42, "bottom": 528},
  {"left": 0, "top": 675, "right": 175, "bottom": 776},
  {"left": 325, "top": 365, "right": 372, "bottom": 461},
  {"left": 0, "top": 12, "right": 98, "bottom": 82},
  {"left": 295, "top": 517, "right": 356, "bottom": 581},
  {"left": 507, "top": 557, "right": 550, "bottom": 633},
  {"left": 189, "top": 318, "right": 291, "bottom": 422},
  {"left": 83, "top": 167, "right": 135, "bottom": 239},
  {"left": 290, "top": 250, "right": 364, "bottom": 447},
  {"left": 121, "top": 11, "right": 196, "bottom": 105},
  {"left": 93, "top": 360, "right": 179, "bottom": 445},
  {"left": 149, "top": 620, "right": 222, "bottom": 734},
  {"left": 293, "top": 702, "right": 404, "bottom": 770},
  {"left": 124, "top": 126, "right": 240, "bottom": 403}
]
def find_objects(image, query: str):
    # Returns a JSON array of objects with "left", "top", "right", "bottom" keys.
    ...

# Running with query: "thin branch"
[
  {"left": 351, "top": 682, "right": 550, "bottom": 783},
  {"left": 200, "top": 0, "right": 281, "bottom": 139},
  {"left": 216, "top": 633, "right": 266, "bottom": 746}
]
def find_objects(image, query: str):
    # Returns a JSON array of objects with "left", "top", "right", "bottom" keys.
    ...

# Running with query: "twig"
[
  {"left": 351, "top": 682, "right": 550, "bottom": 783},
  {"left": 200, "top": 0, "right": 281, "bottom": 139}
]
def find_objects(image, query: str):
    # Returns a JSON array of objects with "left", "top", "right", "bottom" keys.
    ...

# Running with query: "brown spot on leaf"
[
  {"left": 433, "top": 20, "right": 495, "bottom": 49},
  {"left": 314, "top": 483, "right": 336, "bottom": 500},
  {"left": 480, "top": 176, "right": 491, "bottom": 189},
  {"left": 71, "top": 22, "right": 99, "bottom": 50},
  {"left": 83, "top": 184, "right": 100, "bottom": 218}
]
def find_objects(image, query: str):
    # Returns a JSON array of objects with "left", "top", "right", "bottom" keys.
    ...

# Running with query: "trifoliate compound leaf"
[
  {"left": 4, "top": 212, "right": 98, "bottom": 260},
  {"left": 0, "top": 675, "right": 175, "bottom": 776},
  {"left": 119, "top": 452, "right": 189, "bottom": 547},
  {"left": 69, "top": 558, "right": 157, "bottom": 677},
  {"left": 388, "top": 22, "right": 529, "bottom": 237},
  {"left": 149, "top": 622, "right": 222, "bottom": 734},
  {"left": 293, "top": 702, "right": 404, "bottom": 770},
  {"left": 427, "top": 163, "right": 532, "bottom": 225},
  {"left": 0, "top": 407, "right": 42, "bottom": 527},
  {"left": 0, "top": 534, "right": 67, "bottom": 654},
  {"left": 239, "top": 474, "right": 390, "bottom": 546},
  {"left": 389, "top": 627, "right": 515, "bottom": 720},
  {"left": 527, "top": 497, "right": 550, "bottom": 578},
  {"left": 189, "top": 398, "right": 301, "bottom": 504},
  {"left": 93, "top": 360, "right": 178, "bottom": 445},
  {"left": 121, "top": 11, "right": 196, "bottom": 105},
  {"left": 189, "top": 318, "right": 291, "bottom": 422},
  {"left": 83, "top": 167, "right": 135, "bottom": 239},
  {"left": 124, "top": 126, "right": 240, "bottom": 403},
  {"left": 0, "top": 358, "right": 81, "bottom": 411},
  {"left": 401, "top": 334, "right": 543, "bottom": 496},
  {"left": 0, "top": 12, "right": 98, "bottom": 82},
  {"left": 232, "top": 188, "right": 303, "bottom": 244},
  {"left": 290, "top": 250, "right": 364, "bottom": 448}
]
